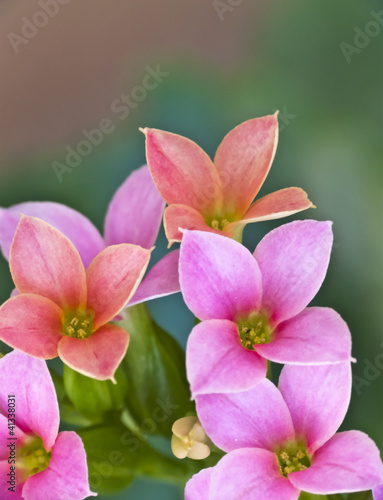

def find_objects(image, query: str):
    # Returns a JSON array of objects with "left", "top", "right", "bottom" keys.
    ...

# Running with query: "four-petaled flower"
[
  {"left": 0, "top": 215, "right": 151, "bottom": 380},
  {"left": 186, "top": 363, "right": 383, "bottom": 499},
  {"left": 0, "top": 165, "right": 180, "bottom": 308},
  {"left": 142, "top": 114, "right": 314, "bottom": 245},
  {"left": 0, "top": 350, "right": 95, "bottom": 499},
  {"left": 179, "top": 220, "right": 353, "bottom": 396}
]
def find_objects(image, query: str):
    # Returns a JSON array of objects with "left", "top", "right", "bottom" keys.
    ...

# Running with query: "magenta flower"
[
  {"left": 142, "top": 114, "right": 314, "bottom": 245},
  {"left": 179, "top": 220, "right": 353, "bottom": 396},
  {"left": 0, "top": 165, "right": 180, "bottom": 307},
  {"left": 0, "top": 350, "right": 95, "bottom": 499},
  {"left": 0, "top": 215, "right": 151, "bottom": 380},
  {"left": 186, "top": 363, "right": 383, "bottom": 499}
]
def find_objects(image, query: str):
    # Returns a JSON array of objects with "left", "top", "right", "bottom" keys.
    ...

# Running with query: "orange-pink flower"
[
  {"left": 142, "top": 114, "right": 314, "bottom": 245},
  {"left": 0, "top": 216, "right": 151, "bottom": 381}
]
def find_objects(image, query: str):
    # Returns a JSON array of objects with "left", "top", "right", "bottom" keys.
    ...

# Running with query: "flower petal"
[
  {"left": 58, "top": 324, "right": 129, "bottom": 381},
  {"left": 213, "top": 114, "right": 279, "bottom": 217},
  {"left": 373, "top": 484, "right": 383, "bottom": 500},
  {"left": 10, "top": 216, "right": 87, "bottom": 310},
  {"left": 104, "top": 165, "right": 165, "bottom": 249},
  {"left": 0, "top": 350, "right": 59, "bottom": 451},
  {"left": 289, "top": 431, "right": 383, "bottom": 494},
  {"left": 185, "top": 468, "right": 213, "bottom": 500},
  {"left": 278, "top": 363, "right": 352, "bottom": 454},
  {"left": 22, "top": 431, "right": 96, "bottom": 500},
  {"left": 86, "top": 244, "right": 151, "bottom": 329},
  {"left": 164, "top": 204, "right": 230, "bottom": 245},
  {"left": 254, "top": 220, "right": 333, "bottom": 325},
  {"left": 255, "top": 307, "right": 352, "bottom": 365},
  {"left": 186, "top": 320, "right": 267, "bottom": 396},
  {"left": 128, "top": 250, "right": 180, "bottom": 306},
  {"left": 0, "top": 202, "right": 105, "bottom": 268},
  {"left": 179, "top": 230, "right": 262, "bottom": 321},
  {"left": 196, "top": 379, "right": 295, "bottom": 452},
  {"left": 0, "top": 460, "right": 24, "bottom": 499},
  {"left": 210, "top": 448, "right": 300, "bottom": 500},
  {"left": 0, "top": 294, "right": 63, "bottom": 359},
  {"left": 225, "top": 187, "right": 314, "bottom": 232},
  {"left": 143, "top": 128, "right": 223, "bottom": 215}
]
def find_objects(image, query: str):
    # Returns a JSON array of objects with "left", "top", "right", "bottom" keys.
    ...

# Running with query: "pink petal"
[
  {"left": 0, "top": 460, "right": 24, "bottom": 499},
  {"left": 255, "top": 307, "right": 352, "bottom": 365},
  {"left": 128, "top": 250, "right": 180, "bottom": 306},
  {"left": 0, "top": 294, "right": 63, "bottom": 359},
  {"left": 143, "top": 128, "right": 223, "bottom": 215},
  {"left": 0, "top": 203, "right": 105, "bottom": 268},
  {"left": 289, "top": 431, "right": 383, "bottom": 494},
  {"left": 278, "top": 363, "right": 352, "bottom": 454},
  {"left": 254, "top": 220, "right": 333, "bottom": 325},
  {"left": 104, "top": 165, "right": 165, "bottom": 249},
  {"left": 225, "top": 187, "right": 314, "bottom": 232},
  {"left": 186, "top": 320, "right": 267, "bottom": 396},
  {"left": 86, "top": 244, "right": 151, "bottom": 330},
  {"left": 209, "top": 448, "right": 300, "bottom": 500},
  {"left": 22, "top": 431, "right": 96, "bottom": 500},
  {"left": 185, "top": 468, "right": 213, "bottom": 500},
  {"left": 10, "top": 216, "right": 87, "bottom": 310},
  {"left": 0, "top": 350, "right": 59, "bottom": 451},
  {"left": 179, "top": 230, "right": 262, "bottom": 321},
  {"left": 373, "top": 484, "right": 383, "bottom": 500},
  {"left": 213, "top": 115, "right": 279, "bottom": 217},
  {"left": 164, "top": 204, "right": 230, "bottom": 245},
  {"left": 58, "top": 324, "right": 129, "bottom": 381},
  {"left": 196, "top": 379, "right": 295, "bottom": 452}
]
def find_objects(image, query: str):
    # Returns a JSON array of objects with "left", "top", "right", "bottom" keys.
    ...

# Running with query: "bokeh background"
[{"left": 1, "top": 1, "right": 382, "bottom": 498}]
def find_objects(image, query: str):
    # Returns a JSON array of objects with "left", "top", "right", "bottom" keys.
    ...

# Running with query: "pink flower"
[
  {"left": 186, "top": 363, "right": 383, "bottom": 499},
  {"left": 0, "top": 215, "right": 151, "bottom": 380},
  {"left": 374, "top": 484, "right": 383, "bottom": 500},
  {"left": 0, "top": 350, "right": 95, "bottom": 499},
  {"left": 142, "top": 114, "right": 314, "bottom": 245},
  {"left": 0, "top": 165, "right": 180, "bottom": 307},
  {"left": 179, "top": 220, "right": 353, "bottom": 396}
]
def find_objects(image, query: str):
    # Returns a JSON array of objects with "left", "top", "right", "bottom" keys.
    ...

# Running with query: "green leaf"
[
  {"left": 120, "top": 304, "right": 194, "bottom": 437},
  {"left": 63, "top": 364, "right": 128, "bottom": 423},
  {"left": 299, "top": 493, "right": 330, "bottom": 499},
  {"left": 78, "top": 424, "right": 190, "bottom": 495}
]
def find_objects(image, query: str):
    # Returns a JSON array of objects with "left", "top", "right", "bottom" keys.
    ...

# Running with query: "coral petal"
[{"left": 58, "top": 324, "right": 129, "bottom": 380}]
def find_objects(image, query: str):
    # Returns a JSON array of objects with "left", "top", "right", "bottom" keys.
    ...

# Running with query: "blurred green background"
[{"left": 0, "top": 0, "right": 382, "bottom": 498}]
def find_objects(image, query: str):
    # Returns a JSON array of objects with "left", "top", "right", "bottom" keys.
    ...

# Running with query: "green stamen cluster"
[
  {"left": 18, "top": 436, "right": 51, "bottom": 478},
  {"left": 209, "top": 217, "right": 230, "bottom": 230},
  {"left": 276, "top": 443, "right": 311, "bottom": 477},
  {"left": 237, "top": 312, "right": 271, "bottom": 350},
  {"left": 62, "top": 310, "right": 94, "bottom": 339}
]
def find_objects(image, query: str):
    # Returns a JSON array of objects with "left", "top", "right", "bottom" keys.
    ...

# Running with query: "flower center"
[
  {"left": 210, "top": 218, "right": 230, "bottom": 230},
  {"left": 62, "top": 310, "right": 94, "bottom": 339},
  {"left": 276, "top": 442, "right": 311, "bottom": 477},
  {"left": 17, "top": 436, "right": 51, "bottom": 479},
  {"left": 237, "top": 312, "right": 272, "bottom": 350}
]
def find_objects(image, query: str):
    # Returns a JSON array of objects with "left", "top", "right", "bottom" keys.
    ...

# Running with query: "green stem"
[{"left": 232, "top": 224, "right": 244, "bottom": 244}]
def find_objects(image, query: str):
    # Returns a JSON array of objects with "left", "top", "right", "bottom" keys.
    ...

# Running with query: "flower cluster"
[{"left": 0, "top": 115, "right": 382, "bottom": 499}]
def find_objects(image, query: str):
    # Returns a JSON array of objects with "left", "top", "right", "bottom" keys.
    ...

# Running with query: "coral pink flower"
[
  {"left": 186, "top": 363, "right": 383, "bottom": 499},
  {"left": 0, "top": 165, "right": 180, "bottom": 307},
  {"left": 179, "top": 221, "right": 353, "bottom": 396},
  {"left": 0, "top": 350, "right": 95, "bottom": 499},
  {"left": 142, "top": 114, "right": 314, "bottom": 245},
  {"left": 0, "top": 215, "right": 151, "bottom": 380}
]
